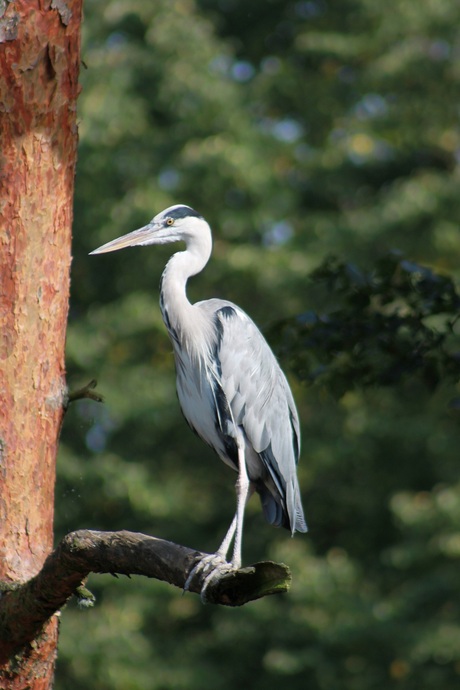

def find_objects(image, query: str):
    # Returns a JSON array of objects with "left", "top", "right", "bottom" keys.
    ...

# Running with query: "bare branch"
[
  {"left": 0, "top": 530, "right": 291, "bottom": 661},
  {"left": 66, "top": 379, "right": 104, "bottom": 406}
]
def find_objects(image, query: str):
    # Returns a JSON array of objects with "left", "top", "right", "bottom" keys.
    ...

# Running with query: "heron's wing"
[{"left": 201, "top": 300, "right": 306, "bottom": 533}]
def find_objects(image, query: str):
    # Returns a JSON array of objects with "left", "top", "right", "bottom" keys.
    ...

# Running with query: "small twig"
[{"left": 67, "top": 379, "right": 104, "bottom": 405}]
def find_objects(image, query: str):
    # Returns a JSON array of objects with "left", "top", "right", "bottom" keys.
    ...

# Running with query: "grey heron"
[{"left": 91, "top": 204, "right": 307, "bottom": 595}]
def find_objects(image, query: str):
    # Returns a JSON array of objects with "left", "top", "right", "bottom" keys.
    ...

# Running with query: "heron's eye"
[{"left": 165, "top": 217, "right": 174, "bottom": 226}]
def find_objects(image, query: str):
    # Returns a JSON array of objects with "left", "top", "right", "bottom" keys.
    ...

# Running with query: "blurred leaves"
[{"left": 272, "top": 252, "right": 460, "bottom": 395}]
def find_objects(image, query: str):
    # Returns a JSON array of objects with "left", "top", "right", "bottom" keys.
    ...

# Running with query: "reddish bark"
[{"left": 0, "top": 1, "right": 82, "bottom": 686}]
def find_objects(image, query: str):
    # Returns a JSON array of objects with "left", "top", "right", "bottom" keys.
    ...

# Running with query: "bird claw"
[{"left": 184, "top": 553, "right": 237, "bottom": 602}]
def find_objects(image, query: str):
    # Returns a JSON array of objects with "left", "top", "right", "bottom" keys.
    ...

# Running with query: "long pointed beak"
[{"left": 90, "top": 223, "right": 156, "bottom": 255}]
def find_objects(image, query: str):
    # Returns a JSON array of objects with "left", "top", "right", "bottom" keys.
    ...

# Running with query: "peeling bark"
[{"left": 0, "top": 1, "right": 82, "bottom": 687}]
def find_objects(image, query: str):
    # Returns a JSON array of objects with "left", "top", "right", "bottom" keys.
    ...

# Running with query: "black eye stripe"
[{"left": 166, "top": 206, "right": 203, "bottom": 221}]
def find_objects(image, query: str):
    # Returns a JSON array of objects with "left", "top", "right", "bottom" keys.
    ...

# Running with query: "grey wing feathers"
[{"left": 202, "top": 299, "right": 307, "bottom": 534}]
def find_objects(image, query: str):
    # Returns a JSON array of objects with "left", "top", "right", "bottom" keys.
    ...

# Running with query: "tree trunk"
[{"left": 0, "top": 1, "right": 82, "bottom": 687}]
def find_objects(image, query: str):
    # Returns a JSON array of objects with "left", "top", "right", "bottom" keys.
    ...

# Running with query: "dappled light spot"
[{"left": 231, "top": 60, "right": 255, "bottom": 82}]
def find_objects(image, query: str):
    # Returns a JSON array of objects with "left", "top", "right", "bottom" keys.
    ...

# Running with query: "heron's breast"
[{"left": 173, "top": 351, "right": 235, "bottom": 460}]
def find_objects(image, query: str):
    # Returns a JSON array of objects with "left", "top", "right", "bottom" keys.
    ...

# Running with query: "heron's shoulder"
[
  {"left": 195, "top": 298, "right": 246, "bottom": 319},
  {"left": 195, "top": 298, "right": 255, "bottom": 333}
]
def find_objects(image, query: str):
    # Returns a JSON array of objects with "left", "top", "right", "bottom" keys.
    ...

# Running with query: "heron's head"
[{"left": 90, "top": 204, "right": 208, "bottom": 255}]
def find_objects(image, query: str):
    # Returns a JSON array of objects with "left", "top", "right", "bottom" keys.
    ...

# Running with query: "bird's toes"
[
  {"left": 200, "top": 560, "right": 236, "bottom": 602},
  {"left": 184, "top": 553, "right": 218, "bottom": 592},
  {"left": 184, "top": 553, "right": 235, "bottom": 601}
]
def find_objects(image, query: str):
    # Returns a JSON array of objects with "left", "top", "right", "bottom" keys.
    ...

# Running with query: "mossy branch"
[{"left": 0, "top": 529, "right": 291, "bottom": 661}]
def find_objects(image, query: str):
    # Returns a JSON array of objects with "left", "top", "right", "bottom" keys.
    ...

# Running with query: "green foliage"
[
  {"left": 59, "top": 0, "right": 460, "bottom": 688},
  {"left": 272, "top": 252, "right": 460, "bottom": 394}
]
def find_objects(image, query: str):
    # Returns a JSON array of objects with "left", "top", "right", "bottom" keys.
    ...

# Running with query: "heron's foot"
[{"left": 184, "top": 553, "right": 237, "bottom": 602}]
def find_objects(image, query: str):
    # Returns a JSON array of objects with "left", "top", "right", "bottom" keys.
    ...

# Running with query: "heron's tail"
[{"left": 257, "top": 480, "right": 307, "bottom": 534}]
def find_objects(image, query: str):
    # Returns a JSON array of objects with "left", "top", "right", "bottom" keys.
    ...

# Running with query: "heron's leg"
[
  {"left": 214, "top": 513, "right": 237, "bottom": 561},
  {"left": 214, "top": 474, "right": 254, "bottom": 563},
  {"left": 184, "top": 439, "right": 251, "bottom": 597},
  {"left": 228, "top": 439, "right": 250, "bottom": 569}
]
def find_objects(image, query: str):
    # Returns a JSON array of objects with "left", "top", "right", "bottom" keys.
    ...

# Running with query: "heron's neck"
[{"left": 159, "top": 236, "right": 212, "bottom": 354}]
